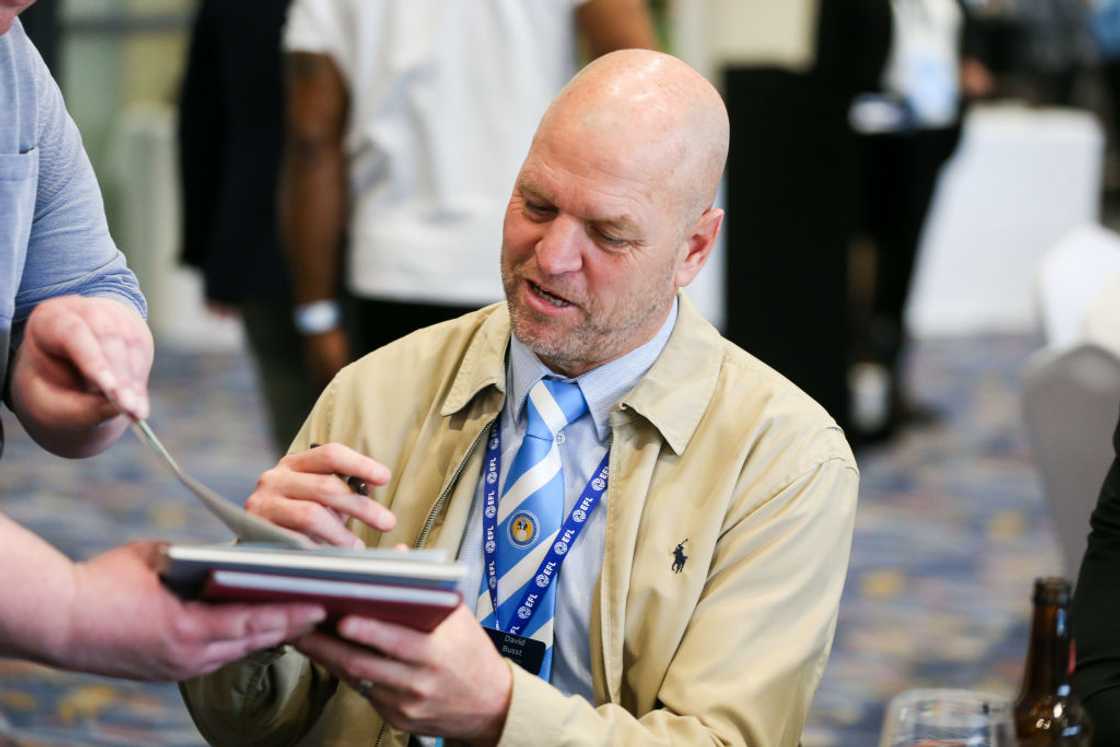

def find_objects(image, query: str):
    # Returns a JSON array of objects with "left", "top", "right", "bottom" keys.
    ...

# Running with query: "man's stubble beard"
[{"left": 502, "top": 258, "right": 677, "bottom": 374}]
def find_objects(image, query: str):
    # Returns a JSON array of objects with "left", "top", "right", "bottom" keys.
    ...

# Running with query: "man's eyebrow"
[
  {"left": 594, "top": 214, "right": 640, "bottom": 233},
  {"left": 518, "top": 182, "right": 551, "bottom": 203},
  {"left": 519, "top": 180, "right": 639, "bottom": 233}
]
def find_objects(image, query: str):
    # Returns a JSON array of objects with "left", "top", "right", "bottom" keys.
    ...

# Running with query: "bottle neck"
[{"left": 1018, "top": 602, "right": 1071, "bottom": 697}]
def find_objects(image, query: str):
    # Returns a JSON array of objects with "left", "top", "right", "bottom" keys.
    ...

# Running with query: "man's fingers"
[
  {"left": 51, "top": 319, "right": 146, "bottom": 419},
  {"left": 196, "top": 634, "right": 287, "bottom": 673},
  {"left": 21, "top": 376, "right": 119, "bottom": 426},
  {"left": 185, "top": 601, "right": 326, "bottom": 643},
  {"left": 288, "top": 443, "right": 392, "bottom": 486},
  {"left": 287, "top": 473, "right": 394, "bottom": 531},
  {"left": 28, "top": 298, "right": 153, "bottom": 420},
  {"left": 40, "top": 311, "right": 119, "bottom": 396},
  {"left": 337, "top": 615, "right": 429, "bottom": 666},
  {"left": 296, "top": 631, "right": 417, "bottom": 696},
  {"left": 247, "top": 475, "right": 366, "bottom": 547},
  {"left": 258, "top": 468, "right": 396, "bottom": 533},
  {"left": 270, "top": 498, "right": 365, "bottom": 548},
  {"left": 97, "top": 333, "right": 146, "bottom": 418},
  {"left": 126, "top": 336, "right": 153, "bottom": 418}
]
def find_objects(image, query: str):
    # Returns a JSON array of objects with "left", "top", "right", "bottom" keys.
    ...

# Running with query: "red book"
[{"left": 202, "top": 569, "right": 461, "bottom": 632}]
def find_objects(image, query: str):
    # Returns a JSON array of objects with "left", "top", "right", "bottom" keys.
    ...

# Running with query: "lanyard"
[{"left": 481, "top": 419, "right": 609, "bottom": 636}]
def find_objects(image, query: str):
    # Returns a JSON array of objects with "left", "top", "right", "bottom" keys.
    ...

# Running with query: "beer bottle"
[{"left": 1013, "top": 577, "right": 1092, "bottom": 746}]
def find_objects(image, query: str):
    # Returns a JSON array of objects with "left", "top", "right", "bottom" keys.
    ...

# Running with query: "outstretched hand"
[
  {"left": 9, "top": 295, "right": 153, "bottom": 457},
  {"left": 64, "top": 541, "right": 326, "bottom": 681}
]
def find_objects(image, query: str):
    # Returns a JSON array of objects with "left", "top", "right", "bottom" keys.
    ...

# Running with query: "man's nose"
[{"left": 535, "top": 215, "right": 583, "bottom": 275}]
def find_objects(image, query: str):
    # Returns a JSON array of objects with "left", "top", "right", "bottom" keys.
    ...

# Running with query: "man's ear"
[{"left": 675, "top": 207, "right": 723, "bottom": 288}]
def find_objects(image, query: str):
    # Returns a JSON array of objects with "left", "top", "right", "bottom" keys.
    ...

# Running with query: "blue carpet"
[{"left": 0, "top": 334, "right": 1059, "bottom": 746}]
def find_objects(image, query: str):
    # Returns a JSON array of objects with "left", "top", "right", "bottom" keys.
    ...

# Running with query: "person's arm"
[
  {"left": 958, "top": 0, "right": 995, "bottom": 100},
  {"left": 0, "top": 513, "right": 325, "bottom": 680},
  {"left": 575, "top": 0, "right": 658, "bottom": 57},
  {"left": 1072, "top": 413, "right": 1120, "bottom": 743},
  {"left": 279, "top": 51, "right": 350, "bottom": 389},
  {"left": 7, "top": 29, "right": 150, "bottom": 454}
]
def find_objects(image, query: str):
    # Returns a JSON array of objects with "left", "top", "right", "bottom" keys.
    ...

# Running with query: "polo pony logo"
[{"left": 671, "top": 539, "right": 688, "bottom": 574}]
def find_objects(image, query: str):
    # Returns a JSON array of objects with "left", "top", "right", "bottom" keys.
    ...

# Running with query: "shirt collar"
[{"left": 507, "top": 298, "right": 679, "bottom": 442}]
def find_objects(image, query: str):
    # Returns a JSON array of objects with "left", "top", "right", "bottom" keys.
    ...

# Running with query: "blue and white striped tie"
[{"left": 477, "top": 378, "right": 588, "bottom": 679}]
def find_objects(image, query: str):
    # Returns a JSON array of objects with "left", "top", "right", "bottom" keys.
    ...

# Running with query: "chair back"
[{"left": 1022, "top": 343, "right": 1120, "bottom": 577}]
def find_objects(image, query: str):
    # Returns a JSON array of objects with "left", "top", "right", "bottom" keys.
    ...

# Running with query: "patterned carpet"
[{"left": 0, "top": 334, "right": 1060, "bottom": 746}]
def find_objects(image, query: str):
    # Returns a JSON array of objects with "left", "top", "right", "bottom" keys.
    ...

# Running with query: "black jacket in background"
[
  {"left": 722, "top": 0, "right": 892, "bottom": 431},
  {"left": 178, "top": 0, "right": 291, "bottom": 304},
  {"left": 1073, "top": 408, "right": 1120, "bottom": 745}
]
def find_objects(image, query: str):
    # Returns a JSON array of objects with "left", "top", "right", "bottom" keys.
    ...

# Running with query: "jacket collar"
[
  {"left": 441, "top": 303, "right": 511, "bottom": 417},
  {"left": 618, "top": 294, "right": 724, "bottom": 455},
  {"left": 441, "top": 295, "right": 725, "bottom": 455}
]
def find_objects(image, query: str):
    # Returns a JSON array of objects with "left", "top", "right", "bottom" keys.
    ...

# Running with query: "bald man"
[{"left": 182, "top": 51, "right": 859, "bottom": 747}]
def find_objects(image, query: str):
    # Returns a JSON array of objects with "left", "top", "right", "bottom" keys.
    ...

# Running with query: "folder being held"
[{"left": 160, "top": 544, "right": 465, "bottom": 632}]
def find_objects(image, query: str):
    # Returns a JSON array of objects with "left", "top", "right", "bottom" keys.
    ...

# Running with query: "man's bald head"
[
  {"left": 534, "top": 49, "right": 729, "bottom": 231},
  {"left": 501, "top": 51, "right": 728, "bottom": 377}
]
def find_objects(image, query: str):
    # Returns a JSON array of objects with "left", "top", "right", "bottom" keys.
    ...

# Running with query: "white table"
[{"left": 906, "top": 104, "right": 1105, "bottom": 337}]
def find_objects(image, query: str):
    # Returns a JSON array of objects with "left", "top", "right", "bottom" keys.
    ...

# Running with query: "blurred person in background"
[
  {"left": 1016, "top": 0, "right": 1091, "bottom": 106},
  {"left": 722, "top": 0, "right": 892, "bottom": 434},
  {"left": 849, "top": 0, "right": 995, "bottom": 443},
  {"left": 1088, "top": 0, "right": 1120, "bottom": 203},
  {"left": 178, "top": 0, "right": 318, "bottom": 457},
  {"left": 0, "top": 3, "right": 323, "bottom": 681},
  {"left": 1072, "top": 405, "right": 1120, "bottom": 745},
  {"left": 280, "top": 0, "right": 657, "bottom": 392},
  {"left": 12, "top": 0, "right": 57, "bottom": 74}
]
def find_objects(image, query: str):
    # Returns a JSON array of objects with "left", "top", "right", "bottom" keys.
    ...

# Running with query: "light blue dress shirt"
[
  {"left": 0, "top": 20, "right": 146, "bottom": 412},
  {"left": 458, "top": 299, "right": 679, "bottom": 703}
]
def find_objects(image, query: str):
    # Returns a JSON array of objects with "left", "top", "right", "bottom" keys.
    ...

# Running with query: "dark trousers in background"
[
  {"left": 857, "top": 125, "right": 962, "bottom": 380},
  {"left": 240, "top": 297, "right": 319, "bottom": 456},
  {"left": 347, "top": 296, "right": 482, "bottom": 360},
  {"left": 242, "top": 294, "right": 481, "bottom": 456},
  {"left": 723, "top": 67, "right": 861, "bottom": 432}
]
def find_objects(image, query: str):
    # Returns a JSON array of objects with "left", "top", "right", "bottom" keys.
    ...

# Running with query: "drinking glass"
[{"left": 879, "top": 688, "right": 1016, "bottom": 747}]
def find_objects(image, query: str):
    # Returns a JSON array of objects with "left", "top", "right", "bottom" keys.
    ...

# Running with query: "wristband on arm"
[{"left": 293, "top": 300, "right": 341, "bottom": 335}]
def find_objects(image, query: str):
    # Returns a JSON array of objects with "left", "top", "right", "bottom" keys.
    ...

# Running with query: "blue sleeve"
[{"left": 13, "top": 30, "right": 147, "bottom": 325}]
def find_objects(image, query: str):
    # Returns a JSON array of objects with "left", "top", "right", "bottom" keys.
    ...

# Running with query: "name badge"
[{"left": 483, "top": 627, "right": 545, "bottom": 676}]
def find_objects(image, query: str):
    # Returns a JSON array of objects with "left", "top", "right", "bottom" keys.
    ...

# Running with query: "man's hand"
[
  {"left": 296, "top": 605, "right": 512, "bottom": 745},
  {"left": 9, "top": 295, "right": 153, "bottom": 457},
  {"left": 961, "top": 57, "right": 995, "bottom": 100},
  {"left": 63, "top": 541, "right": 326, "bottom": 681},
  {"left": 303, "top": 328, "right": 349, "bottom": 392},
  {"left": 246, "top": 443, "right": 395, "bottom": 548}
]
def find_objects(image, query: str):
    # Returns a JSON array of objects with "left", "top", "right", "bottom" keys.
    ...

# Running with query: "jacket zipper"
[
  {"left": 415, "top": 419, "right": 493, "bottom": 549},
  {"left": 375, "top": 418, "right": 495, "bottom": 747}
]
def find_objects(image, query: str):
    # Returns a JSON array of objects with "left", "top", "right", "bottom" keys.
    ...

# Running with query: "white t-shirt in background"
[{"left": 284, "top": 0, "right": 585, "bottom": 307}]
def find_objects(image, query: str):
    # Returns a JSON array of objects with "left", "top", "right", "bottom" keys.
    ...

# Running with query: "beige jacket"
[{"left": 182, "top": 295, "right": 858, "bottom": 747}]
